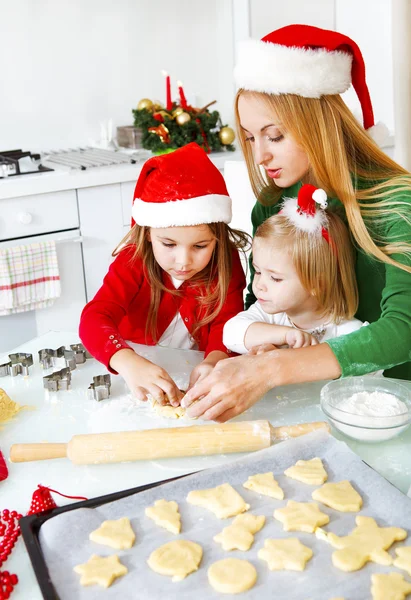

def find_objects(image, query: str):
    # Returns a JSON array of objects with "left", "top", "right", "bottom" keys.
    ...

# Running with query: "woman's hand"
[
  {"left": 188, "top": 351, "right": 228, "bottom": 391},
  {"left": 248, "top": 343, "right": 278, "bottom": 355},
  {"left": 285, "top": 329, "right": 318, "bottom": 348},
  {"left": 110, "top": 349, "right": 183, "bottom": 405}
]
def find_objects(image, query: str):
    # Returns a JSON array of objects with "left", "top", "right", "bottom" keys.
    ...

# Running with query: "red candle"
[
  {"left": 177, "top": 80, "right": 188, "bottom": 110},
  {"left": 161, "top": 70, "right": 172, "bottom": 111}
]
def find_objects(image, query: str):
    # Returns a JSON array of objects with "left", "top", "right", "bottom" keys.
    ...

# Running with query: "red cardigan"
[{"left": 79, "top": 245, "right": 246, "bottom": 372}]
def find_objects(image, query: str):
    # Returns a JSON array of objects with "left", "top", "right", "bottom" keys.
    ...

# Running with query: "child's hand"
[
  {"left": 285, "top": 329, "right": 318, "bottom": 348},
  {"left": 110, "top": 349, "right": 183, "bottom": 406},
  {"left": 188, "top": 361, "right": 215, "bottom": 391}
]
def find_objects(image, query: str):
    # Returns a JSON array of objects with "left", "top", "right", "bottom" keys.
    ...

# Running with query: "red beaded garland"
[{"left": 0, "top": 509, "right": 20, "bottom": 599}]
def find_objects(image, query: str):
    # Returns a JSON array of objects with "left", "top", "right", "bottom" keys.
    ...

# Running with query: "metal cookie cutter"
[
  {"left": 43, "top": 367, "right": 72, "bottom": 392},
  {"left": 68, "top": 343, "right": 93, "bottom": 365},
  {"left": 0, "top": 353, "right": 33, "bottom": 377},
  {"left": 38, "top": 346, "right": 77, "bottom": 371},
  {"left": 88, "top": 374, "right": 111, "bottom": 401}
]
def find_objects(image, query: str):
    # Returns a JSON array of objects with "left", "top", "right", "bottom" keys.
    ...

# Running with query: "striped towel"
[{"left": 0, "top": 240, "right": 61, "bottom": 315}]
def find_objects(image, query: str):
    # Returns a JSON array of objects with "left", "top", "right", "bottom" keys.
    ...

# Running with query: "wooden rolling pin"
[{"left": 10, "top": 420, "right": 329, "bottom": 465}]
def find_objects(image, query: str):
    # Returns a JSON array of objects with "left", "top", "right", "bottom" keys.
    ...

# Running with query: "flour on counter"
[{"left": 336, "top": 391, "right": 408, "bottom": 417}]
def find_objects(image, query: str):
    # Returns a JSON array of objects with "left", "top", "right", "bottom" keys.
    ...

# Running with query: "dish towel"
[{"left": 0, "top": 240, "right": 61, "bottom": 315}]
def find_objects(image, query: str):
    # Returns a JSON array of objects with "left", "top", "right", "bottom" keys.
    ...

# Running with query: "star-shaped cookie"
[
  {"left": 74, "top": 554, "right": 127, "bottom": 588},
  {"left": 394, "top": 547, "right": 411, "bottom": 576},
  {"left": 316, "top": 515, "right": 407, "bottom": 572},
  {"left": 243, "top": 472, "right": 284, "bottom": 499},
  {"left": 274, "top": 500, "right": 329, "bottom": 533},
  {"left": 258, "top": 538, "right": 313, "bottom": 571},
  {"left": 187, "top": 483, "right": 250, "bottom": 519},
  {"left": 284, "top": 457, "right": 328, "bottom": 485},
  {"left": 89, "top": 517, "right": 135, "bottom": 549},
  {"left": 214, "top": 513, "right": 265, "bottom": 551},
  {"left": 312, "top": 480, "right": 363, "bottom": 512},
  {"left": 371, "top": 572, "right": 411, "bottom": 600},
  {"left": 145, "top": 499, "right": 181, "bottom": 534}
]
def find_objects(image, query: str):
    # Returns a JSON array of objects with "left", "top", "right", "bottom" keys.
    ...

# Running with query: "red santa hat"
[
  {"left": 281, "top": 184, "right": 331, "bottom": 244},
  {"left": 131, "top": 143, "right": 232, "bottom": 228},
  {"left": 234, "top": 24, "right": 387, "bottom": 143}
]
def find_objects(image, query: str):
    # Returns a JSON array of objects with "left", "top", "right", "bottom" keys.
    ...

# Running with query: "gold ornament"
[
  {"left": 176, "top": 112, "right": 191, "bottom": 125},
  {"left": 153, "top": 101, "right": 164, "bottom": 111},
  {"left": 172, "top": 107, "right": 184, "bottom": 118},
  {"left": 137, "top": 98, "right": 154, "bottom": 111},
  {"left": 219, "top": 126, "right": 235, "bottom": 145}
]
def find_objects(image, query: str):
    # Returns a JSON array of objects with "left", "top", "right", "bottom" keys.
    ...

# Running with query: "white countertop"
[{"left": 1, "top": 330, "right": 411, "bottom": 599}]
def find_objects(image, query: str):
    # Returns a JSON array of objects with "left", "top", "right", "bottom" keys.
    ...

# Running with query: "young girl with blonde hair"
[
  {"left": 183, "top": 24, "right": 411, "bottom": 423},
  {"left": 79, "top": 143, "right": 248, "bottom": 405}
]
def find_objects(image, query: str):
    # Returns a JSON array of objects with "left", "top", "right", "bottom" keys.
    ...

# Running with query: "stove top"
[{"left": 0, "top": 149, "right": 54, "bottom": 178}]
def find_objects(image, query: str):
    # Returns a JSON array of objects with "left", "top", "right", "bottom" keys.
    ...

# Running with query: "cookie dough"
[
  {"left": 208, "top": 558, "right": 257, "bottom": 594},
  {"left": 187, "top": 483, "right": 250, "bottom": 519},
  {"left": 147, "top": 540, "right": 202, "bottom": 582},
  {"left": 0, "top": 388, "right": 32, "bottom": 427},
  {"left": 89, "top": 517, "right": 135, "bottom": 550},
  {"left": 214, "top": 513, "right": 265, "bottom": 551},
  {"left": 258, "top": 538, "right": 313, "bottom": 571},
  {"left": 312, "top": 480, "right": 363, "bottom": 512},
  {"left": 274, "top": 500, "right": 330, "bottom": 533},
  {"left": 243, "top": 472, "right": 284, "bottom": 499},
  {"left": 315, "top": 516, "right": 407, "bottom": 572},
  {"left": 284, "top": 457, "right": 328, "bottom": 485},
  {"left": 74, "top": 554, "right": 127, "bottom": 588},
  {"left": 152, "top": 399, "right": 186, "bottom": 419},
  {"left": 145, "top": 499, "right": 181, "bottom": 534},
  {"left": 371, "top": 572, "right": 411, "bottom": 600},
  {"left": 394, "top": 547, "right": 411, "bottom": 576}
]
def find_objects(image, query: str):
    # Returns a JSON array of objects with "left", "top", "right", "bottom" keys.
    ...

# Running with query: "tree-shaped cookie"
[
  {"left": 394, "top": 547, "right": 411, "bottom": 576},
  {"left": 214, "top": 513, "right": 265, "bottom": 551},
  {"left": 187, "top": 483, "right": 250, "bottom": 519},
  {"left": 243, "top": 472, "right": 284, "bottom": 499},
  {"left": 258, "top": 538, "right": 313, "bottom": 571},
  {"left": 145, "top": 499, "right": 181, "bottom": 534},
  {"left": 74, "top": 554, "right": 127, "bottom": 588},
  {"left": 312, "top": 480, "right": 363, "bottom": 512},
  {"left": 284, "top": 457, "right": 328, "bottom": 485},
  {"left": 371, "top": 572, "right": 411, "bottom": 600},
  {"left": 274, "top": 500, "right": 329, "bottom": 533},
  {"left": 89, "top": 517, "right": 135, "bottom": 549},
  {"left": 316, "top": 516, "right": 407, "bottom": 572}
]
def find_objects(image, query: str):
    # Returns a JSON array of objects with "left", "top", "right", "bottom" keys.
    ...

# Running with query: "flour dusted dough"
[
  {"left": 258, "top": 538, "right": 313, "bottom": 571},
  {"left": 89, "top": 517, "right": 135, "bottom": 550},
  {"left": 147, "top": 540, "right": 202, "bottom": 582},
  {"left": 371, "top": 572, "right": 411, "bottom": 600},
  {"left": 214, "top": 513, "right": 265, "bottom": 551},
  {"left": 274, "top": 500, "right": 330, "bottom": 533},
  {"left": 394, "top": 547, "right": 411, "bottom": 576},
  {"left": 187, "top": 483, "right": 250, "bottom": 519},
  {"left": 243, "top": 472, "right": 284, "bottom": 499},
  {"left": 284, "top": 457, "right": 328, "bottom": 485},
  {"left": 0, "top": 388, "right": 32, "bottom": 427},
  {"left": 74, "top": 554, "right": 127, "bottom": 588},
  {"left": 312, "top": 480, "right": 363, "bottom": 512},
  {"left": 208, "top": 558, "right": 257, "bottom": 594},
  {"left": 152, "top": 399, "right": 186, "bottom": 419},
  {"left": 145, "top": 499, "right": 181, "bottom": 534}
]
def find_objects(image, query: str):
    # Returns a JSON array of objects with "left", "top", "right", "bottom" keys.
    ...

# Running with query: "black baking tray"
[{"left": 20, "top": 474, "right": 191, "bottom": 600}]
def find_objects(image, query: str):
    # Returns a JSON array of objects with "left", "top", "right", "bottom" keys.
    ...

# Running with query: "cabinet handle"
[{"left": 17, "top": 212, "right": 33, "bottom": 225}]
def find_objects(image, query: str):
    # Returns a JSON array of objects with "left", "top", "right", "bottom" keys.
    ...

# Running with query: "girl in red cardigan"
[{"left": 79, "top": 143, "right": 248, "bottom": 406}]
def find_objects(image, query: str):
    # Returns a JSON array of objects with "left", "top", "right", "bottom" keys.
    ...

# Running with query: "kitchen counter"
[{"left": 1, "top": 330, "right": 411, "bottom": 599}]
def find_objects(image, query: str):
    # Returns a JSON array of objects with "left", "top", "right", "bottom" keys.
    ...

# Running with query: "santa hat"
[
  {"left": 234, "top": 24, "right": 387, "bottom": 142},
  {"left": 281, "top": 184, "right": 331, "bottom": 244},
  {"left": 131, "top": 142, "right": 232, "bottom": 228},
  {"left": 27, "top": 484, "right": 88, "bottom": 515}
]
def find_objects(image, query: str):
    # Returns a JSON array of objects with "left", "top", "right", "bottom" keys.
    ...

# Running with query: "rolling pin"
[{"left": 10, "top": 420, "right": 329, "bottom": 466}]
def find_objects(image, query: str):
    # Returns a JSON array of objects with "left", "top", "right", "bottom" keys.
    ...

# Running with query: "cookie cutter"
[
  {"left": 43, "top": 367, "right": 72, "bottom": 392},
  {"left": 69, "top": 343, "right": 93, "bottom": 365},
  {"left": 88, "top": 374, "right": 111, "bottom": 401},
  {"left": 0, "top": 353, "right": 33, "bottom": 377},
  {"left": 39, "top": 344, "right": 93, "bottom": 371}
]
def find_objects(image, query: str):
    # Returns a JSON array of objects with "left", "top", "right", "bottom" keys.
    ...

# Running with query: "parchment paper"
[{"left": 39, "top": 430, "right": 411, "bottom": 599}]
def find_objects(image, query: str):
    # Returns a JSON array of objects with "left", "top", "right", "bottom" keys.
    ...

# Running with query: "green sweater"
[{"left": 245, "top": 182, "right": 411, "bottom": 380}]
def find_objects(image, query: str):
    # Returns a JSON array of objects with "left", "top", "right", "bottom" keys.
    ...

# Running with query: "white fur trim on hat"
[
  {"left": 132, "top": 194, "right": 232, "bottom": 227},
  {"left": 367, "top": 121, "right": 390, "bottom": 147},
  {"left": 281, "top": 196, "right": 328, "bottom": 233},
  {"left": 234, "top": 39, "right": 352, "bottom": 98}
]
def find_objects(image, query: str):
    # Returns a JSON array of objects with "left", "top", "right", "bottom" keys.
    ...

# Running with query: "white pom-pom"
[
  {"left": 312, "top": 188, "right": 328, "bottom": 209},
  {"left": 367, "top": 122, "right": 391, "bottom": 148}
]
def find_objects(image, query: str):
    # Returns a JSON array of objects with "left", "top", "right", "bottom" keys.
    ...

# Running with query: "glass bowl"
[{"left": 320, "top": 376, "right": 411, "bottom": 443}]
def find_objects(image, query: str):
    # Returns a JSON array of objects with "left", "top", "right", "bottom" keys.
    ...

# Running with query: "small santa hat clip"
[
  {"left": 281, "top": 184, "right": 331, "bottom": 244},
  {"left": 27, "top": 484, "right": 88, "bottom": 516}
]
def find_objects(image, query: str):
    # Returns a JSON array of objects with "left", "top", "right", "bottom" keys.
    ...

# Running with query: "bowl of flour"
[{"left": 320, "top": 376, "right": 411, "bottom": 442}]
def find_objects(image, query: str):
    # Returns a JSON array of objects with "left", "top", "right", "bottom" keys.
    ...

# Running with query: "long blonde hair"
[
  {"left": 113, "top": 224, "right": 250, "bottom": 343},
  {"left": 235, "top": 91, "right": 411, "bottom": 273},
  {"left": 254, "top": 212, "right": 358, "bottom": 323}
]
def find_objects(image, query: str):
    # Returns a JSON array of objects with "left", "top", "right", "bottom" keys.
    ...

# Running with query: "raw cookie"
[
  {"left": 208, "top": 558, "right": 257, "bottom": 594},
  {"left": 258, "top": 538, "right": 313, "bottom": 571},
  {"left": 187, "top": 483, "right": 250, "bottom": 519},
  {"left": 89, "top": 517, "right": 135, "bottom": 549},
  {"left": 284, "top": 457, "right": 328, "bottom": 485},
  {"left": 0, "top": 388, "right": 32, "bottom": 427},
  {"left": 274, "top": 500, "right": 330, "bottom": 533},
  {"left": 243, "top": 472, "right": 284, "bottom": 499},
  {"left": 147, "top": 540, "right": 202, "bottom": 582},
  {"left": 214, "top": 514, "right": 265, "bottom": 551},
  {"left": 312, "top": 480, "right": 363, "bottom": 512},
  {"left": 394, "top": 547, "right": 411, "bottom": 576},
  {"left": 152, "top": 399, "right": 186, "bottom": 419},
  {"left": 315, "top": 515, "right": 407, "bottom": 572},
  {"left": 371, "top": 572, "right": 411, "bottom": 600},
  {"left": 145, "top": 499, "right": 181, "bottom": 534},
  {"left": 74, "top": 554, "right": 127, "bottom": 588}
]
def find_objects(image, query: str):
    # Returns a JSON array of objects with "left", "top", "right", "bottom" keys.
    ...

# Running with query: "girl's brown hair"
[
  {"left": 235, "top": 91, "right": 411, "bottom": 274},
  {"left": 254, "top": 212, "right": 358, "bottom": 323},
  {"left": 113, "top": 224, "right": 250, "bottom": 343}
]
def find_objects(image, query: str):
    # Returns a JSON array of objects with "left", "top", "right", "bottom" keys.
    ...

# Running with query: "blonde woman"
[{"left": 183, "top": 24, "right": 411, "bottom": 422}]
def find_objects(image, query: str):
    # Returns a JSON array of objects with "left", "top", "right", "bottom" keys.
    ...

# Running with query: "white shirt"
[{"left": 157, "top": 277, "right": 198, "bottom": 350}]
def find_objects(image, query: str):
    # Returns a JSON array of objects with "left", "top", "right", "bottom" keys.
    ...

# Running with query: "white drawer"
[
  {"left": 0, "top": 190, "right": 79, "bottom": 241},
  {"left": 120, "top": 181, "right": 135, "bottom": 226}
]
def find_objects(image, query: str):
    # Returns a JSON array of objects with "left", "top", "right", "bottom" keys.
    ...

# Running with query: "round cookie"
[{"left": 208, "top": 558, "right": 257, "bottom": 594}]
